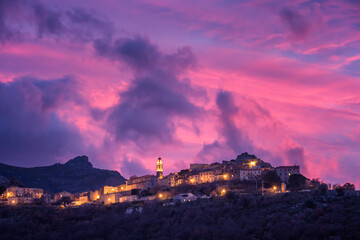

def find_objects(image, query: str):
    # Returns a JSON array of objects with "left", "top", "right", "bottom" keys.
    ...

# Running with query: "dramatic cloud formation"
[
  {"left": 0, "top": 76, "right": 85, "bottom": 166},
  {"left": 216, "top": 90, "right": 254, "bottom": 154},
  {"left": 0, "top": 0, "right": 359, "bottom": 187},
  {"left": 0, "top": 0, "right": 112, "bottom": 44},
  {"left": 94, "top": 37, "right": 204, "bottom": 149}
]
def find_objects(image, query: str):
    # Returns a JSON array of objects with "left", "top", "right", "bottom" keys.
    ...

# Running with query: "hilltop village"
[{"left": 0, "top": 153, "right": 310, "bottom": 206}]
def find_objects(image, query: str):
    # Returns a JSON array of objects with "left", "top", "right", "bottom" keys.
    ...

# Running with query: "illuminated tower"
[{"left": 156, "top": 157, "right": 163, "bottom": 179}]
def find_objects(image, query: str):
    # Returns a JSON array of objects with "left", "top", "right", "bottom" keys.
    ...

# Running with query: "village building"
[
  {"left": 70, "top": 192, "right": 91, "bottom": 205},
  {"left": 240, "top": 169, "right": 263, "bottom": 180},
  {"left": 199, "top": 170, "right": 215, "bottom": 183},
  {"left": 89, "top": 190, "right": 101, "bottom": 201},
  {"left": 190, "top": 163, "right": 209, "bottom": 170},
  {"left": 158, "top": 174, "right": 172, "bottom": 187},
  {"left": 3, "top": 187, "right": 43, "bottom": 205},
  {"left": 156, "top": 157, "right": 164, "bottom": 179},
  {"left": 102, "top": 185, "right": 118, "bottom": 195},
  {"left": 275, "top": 166, "right": 300, "bottom": 182},
  {"left": 126, "top": 175, "right": 158, "bottom": 191},
  {"left": 117, "top": 184, "right": 127, "bottom": 192},
  {"left": 54, "top": 191, "right": 71, "bottom": 202}
]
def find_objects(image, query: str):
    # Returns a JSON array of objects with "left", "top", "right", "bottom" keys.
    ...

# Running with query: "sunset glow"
[{"left": 0, "top": 0, "right": 359, "bottom": 188}]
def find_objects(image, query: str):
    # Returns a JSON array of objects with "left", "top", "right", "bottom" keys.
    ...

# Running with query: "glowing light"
[
  {"left": 223, "top": 174, "right": 228, "bottom": 179},
  {"left": 159, "top": 194, "right": 163, "bottom": 198},
  {"left": 190, "top": 179, "right": 194, "bottom": 183},
  {"left": 273, "top": 186, "right": 277, "bottom": 190},
  {"left": 221, "top": 189, "right": 226, "bottom": 195},
  {"left": 288, "top": 173, "right": 291, "bottom": 176},
  {"left": 250, "top": 161, "right": 256, "bottom": 167},
  {"left": 108, "top": 198, "right": 111, "bottom": 201},
  {"left": 12, "top": 200, "right": 15, "bottom": 204},
  {"left": 97, "top": 195, "right": 100, "bottom": 199}
]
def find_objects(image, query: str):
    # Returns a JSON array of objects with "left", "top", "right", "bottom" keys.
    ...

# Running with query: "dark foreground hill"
[
  {"left": 0, "top": 156, "right": 126, "bottom": 193},
  {"left": 0, "top": 192, "right": 359, "bottom": 239}
]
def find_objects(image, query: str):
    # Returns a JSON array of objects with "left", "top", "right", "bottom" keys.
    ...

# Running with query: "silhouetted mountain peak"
[
  {"left": 0, "top": 156, "right": 126, "bottom": 193},
  {"left": 64, "top": 155, "right": 93, "bottom": 168}
]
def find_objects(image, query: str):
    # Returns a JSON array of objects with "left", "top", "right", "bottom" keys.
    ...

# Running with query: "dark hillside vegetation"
[{"left": 0, "top": 192, "right": 360, "bottom": 240}]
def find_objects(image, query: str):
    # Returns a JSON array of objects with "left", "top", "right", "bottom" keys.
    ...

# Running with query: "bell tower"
[{"left": 156, "top": 157, "right": 163, "bottom": 179}]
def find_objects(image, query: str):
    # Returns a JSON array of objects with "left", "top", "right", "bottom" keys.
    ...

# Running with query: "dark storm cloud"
[
  {"left": 33, "top": 3, "right": 63, "bottom": 37},
  {"left": 0, "top": 0, "right": 20, "bottom": 43},
  {"left": 0, "top": 0, "right": 113, "bottom": 44},
  {"left": 66, "top": 8, "right": 113, "bottom": 41},
  {"left": 280, "top": 7, "right": 311, "bottom": 39},
  {"left": 216, "top": 90, "right": 255, "bottom": 154},
  {"left": 33, "top": 76, "right": 83, "bottom": 111},
  {"left": 94, "top": 37, "right": 195, "bottom": 73},
  {"left": 94, "top": 37, "right": 204, "bottom": 147},
  {"left": 0, "top": 76, "right": 85, "bottom": 166}
]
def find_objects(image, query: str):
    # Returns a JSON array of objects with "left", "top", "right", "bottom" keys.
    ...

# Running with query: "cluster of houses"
[{"left": 0, "top": 154, "right": 301, "bottom": 206}]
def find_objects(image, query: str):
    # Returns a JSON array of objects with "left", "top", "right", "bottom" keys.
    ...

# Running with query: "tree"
[
  {"left": 317, "top": 183, "right": 328, "bottom": 195},
  {"left": 288, "top": 174, "right": 307, "bottom": 191},
  {"left": 262, "top": 171, "right": 281, "bottom": 188},
  {"left": 343, "top": 182, "right": 355, "bottom": 190},
  {"left": 55, "top": 196, "right": 72, "bottom": 206},
  {"left": 309, "top": 178, "right": 321, "bottom": 189},
  {"left": 335, "top": 186, "right": 344, "bottom": 196}
]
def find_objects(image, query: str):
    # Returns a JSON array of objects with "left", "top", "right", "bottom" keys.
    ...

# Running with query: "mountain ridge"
[{"left": 0, "top": 156, "right": 126, "bottom": 194}]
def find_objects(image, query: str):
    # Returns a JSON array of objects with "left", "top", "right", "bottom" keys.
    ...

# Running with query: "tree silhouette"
[
  {"left": 343, "top": 182, "right": 355, "bottom": 190},
  {"left": 288, "top": 174, "right": 307, "bottom": 191},
  {"left": 263, "top": 171, "right": 281, "bottom": 188}
]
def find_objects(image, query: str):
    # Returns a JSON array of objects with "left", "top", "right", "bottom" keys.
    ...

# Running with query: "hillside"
[
  {"left": 0, "top": 156, "right": 126, "bottom": 193},
  {"left": 0, "top": 192, "right": 359, "bottom": 239}
]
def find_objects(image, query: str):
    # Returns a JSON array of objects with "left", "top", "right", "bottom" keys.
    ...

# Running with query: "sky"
[{"left": 0, "top": 0, "right": 359, "bottom": 187}]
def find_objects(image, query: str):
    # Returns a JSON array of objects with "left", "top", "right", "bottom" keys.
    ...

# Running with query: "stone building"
[
  {"left": 240, "top": 169, "right": 263, "bottom": 180},
  {"left": 126, "top": 175, "right": 158, "bottom": 191},
  {"left": 54, "top": 191, "right": 71, "bottom": 202},
  {"left": 275, "top": 166, "right": 300, "bottom": 182},
  {"left": 4, "top": 187, "right": 43, "bottom": 205}
]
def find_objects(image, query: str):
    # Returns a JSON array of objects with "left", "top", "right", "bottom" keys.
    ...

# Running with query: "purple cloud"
[
  {"left": 280, "top": 7, "right": 311, "bottom": 39},
  {"left": 0, "top": 76, "right": 85, "bottom": 166},
  {"left": 120, "top": 155, "right": 150, "bottom": 178},
  {"left": 0, "top": 0, "right": 113, "bottom": 44},
  {"left": 216, "top": 90, "right": 255, "bottom": 154},
  {"left": 94, "top": 36, "right": 205, "bottom": 149}
]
